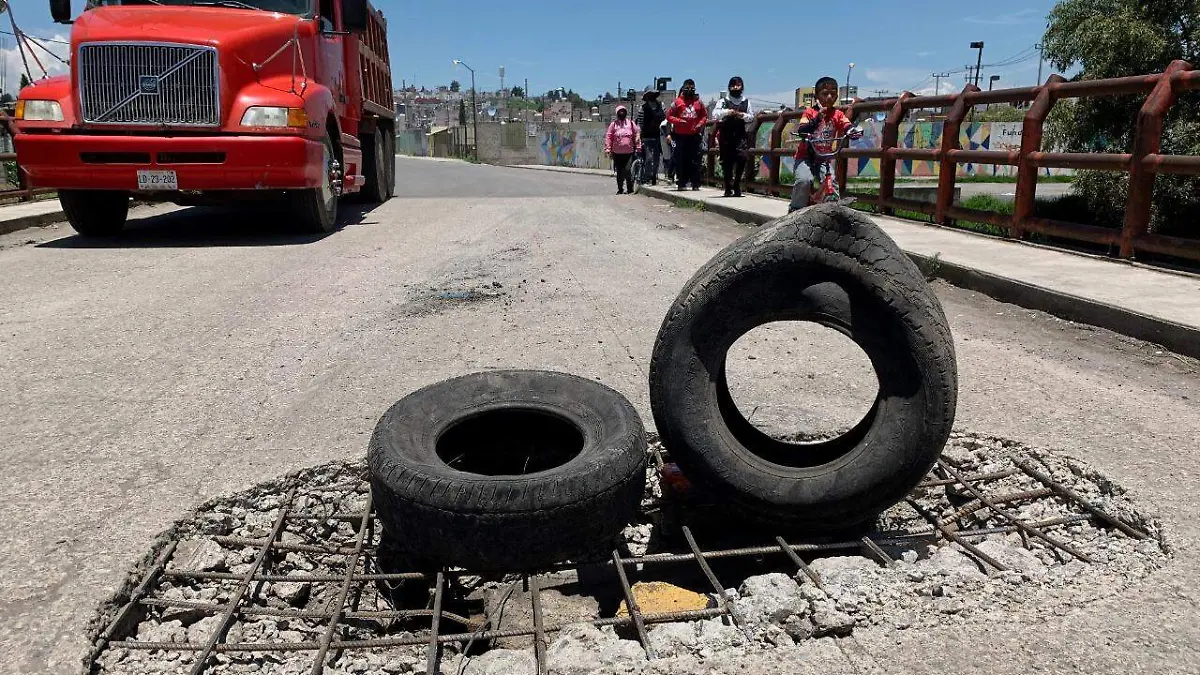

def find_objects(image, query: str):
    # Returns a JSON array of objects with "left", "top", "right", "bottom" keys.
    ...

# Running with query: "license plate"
[{"left": 136, "top": 169, "right": 178, "bottom": 191}]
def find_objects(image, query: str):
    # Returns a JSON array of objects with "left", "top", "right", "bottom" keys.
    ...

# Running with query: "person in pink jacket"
[{"left": 605, "top": 105, "right": 642, "bottom": 194}]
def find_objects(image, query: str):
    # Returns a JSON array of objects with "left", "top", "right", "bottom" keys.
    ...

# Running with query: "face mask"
[
  {"left": 683, "top": 88, "right": 696, "bottom": 97},
  {"left": 730, "top": 88, "right": 743, "bottom": 98},
  {"left": 617, "top": 112, "right": 627, "bottom": 120}
]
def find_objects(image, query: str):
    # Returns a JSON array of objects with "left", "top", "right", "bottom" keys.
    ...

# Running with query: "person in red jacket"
[
  {"left": 666, "top": 79, "right": 708, "bottom": 191},
  {"left": 789, "top": 76, "right": 855, "bottom": 211}
]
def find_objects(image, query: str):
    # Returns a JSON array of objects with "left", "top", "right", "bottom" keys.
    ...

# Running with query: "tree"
[
  {"left": 1043, "top": 0, "right": 1200, "bottom": 235},
  {"left": 19, "top": 74, "right": 31, "bottom": 90},
  {"left": 0, "top": 93, "right": 13, "bottom": 105},
  {"left": 458, "top": 100, "right": 467, "bottom": 126},
  {"left": 510, "top": 86, "right": 524, "bottom": 99},
  {"left": 977, "top": 105, "right": 1027, "bottom": 122},
  {"left": 450, "top": 80, "right": 461, "bottom": 93},
  {"left": 602, "top": 92, "right": 614, "bottom": 103}
]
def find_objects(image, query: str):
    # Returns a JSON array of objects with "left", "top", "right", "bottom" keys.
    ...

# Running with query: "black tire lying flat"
[
  {"left": 649, "top": 204, "right": 957, "bottom": 532},
  {"left": 368, "top": 370, "right": 647, "bottom": 572}
]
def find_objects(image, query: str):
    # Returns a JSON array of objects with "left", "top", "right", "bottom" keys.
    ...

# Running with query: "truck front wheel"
[
  {"left": 59, "top": 190, "right": 129, "bottom": 237},
  {"left": 294, "top": 133, "right": 340, "bottom": 234}
]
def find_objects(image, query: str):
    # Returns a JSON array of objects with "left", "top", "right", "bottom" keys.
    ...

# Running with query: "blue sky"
[{"left": 7, "top": 0, "right": 1058, "bottom": 103}]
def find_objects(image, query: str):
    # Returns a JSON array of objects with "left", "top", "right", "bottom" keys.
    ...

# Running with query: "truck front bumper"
[{"left": 15, "top": 133, "right": 325, "bottom": 191}]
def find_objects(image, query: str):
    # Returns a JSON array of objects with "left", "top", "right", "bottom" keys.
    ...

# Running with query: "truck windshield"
[{"left": 90, "top": 0, "right": 312, "bottom": 15}]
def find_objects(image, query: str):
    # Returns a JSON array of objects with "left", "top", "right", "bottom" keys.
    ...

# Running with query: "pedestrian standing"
[
  {"left": 605, "top": 105, "right": 641, "bottom": 194},
  {"left": 666, "top": 79, "right": 708, "bottom": 191},
  {"left": 635, "top": 89, "right": 666, "bottom": 184},
  {"left": 712, "top": 76, "right": 753, "bottom": 197}
]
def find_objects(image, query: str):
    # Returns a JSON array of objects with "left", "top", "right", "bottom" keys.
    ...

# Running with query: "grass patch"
[{"left": 672, "top": 197, "right": 706, "bottom": 212}]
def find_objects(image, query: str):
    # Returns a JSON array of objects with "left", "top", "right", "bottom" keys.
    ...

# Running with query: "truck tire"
[
  {"left": 59, "top": 190, "right": 129, "bottom": 237},
  {"left": 368, "top": 370, "right": 647, "bottom": 572},
  {"left": 294, "top": 133, "right": 339, "bottom": 233},
  {"left": 649, "top": 204, "right": 957, "bottom": 532},
  {"left": 361, "top": 130, "right": 394, "bottom": 203}
]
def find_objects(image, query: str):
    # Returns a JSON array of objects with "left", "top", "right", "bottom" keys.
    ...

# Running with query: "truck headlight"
[
  {"left": 15, "top": 100, "right": 64, "bottom": 122},
  {"left": 240, "top": 106, "right": 308, "bottom": 128}
]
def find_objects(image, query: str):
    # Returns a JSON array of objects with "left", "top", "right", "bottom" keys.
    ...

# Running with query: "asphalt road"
[{"left": 0, "top": 157, "right": 1197, "bottom": 674}]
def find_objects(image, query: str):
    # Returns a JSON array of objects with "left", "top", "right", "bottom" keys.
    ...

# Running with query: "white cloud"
[
  {"left": 964, "top": 9, "right": 1042, "bottom": 26},
  {"left": 2, "top": 32, "right": 70, "bottom": 97},
  {"left": 916, "top": 51, "right": 935, "bottom": 58}
]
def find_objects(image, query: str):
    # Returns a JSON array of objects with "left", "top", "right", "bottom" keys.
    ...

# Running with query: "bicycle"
[{"left": 791, "top": 125, "right": 864, "bottom": 209}]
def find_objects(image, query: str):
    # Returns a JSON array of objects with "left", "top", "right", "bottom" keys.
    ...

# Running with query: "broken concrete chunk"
[
  {"left": 487, "top": 585, "right": 600, "bottom": 650},
  {"left": 645, "top": 622, "right": 699, "bottom": 659},
  {"left": 917, "top": 545, "right": 986, "bottom": 578},
  {"left": 732, "top": 573, "right": 808, "bottom": 627},
  {"left": 782, "top": 615, "right": 815, "bottom": 641},
  {"left": 185, "top": 615, "right": 222, "bottom": 644},
  {"left": 172, "top": 538, "right": 226, "bottom": 572},
  {"left": 617, "top": 581, "right": 713, "bottom": 617},
  {"left": 270, "top": 581, "right": 311, "bottom": 606},
  {"left": 462, "top": 648, "right": 538, "bottom": 675},
  {"left": 136, "top": 619, "right": 187, "bottom": 644},
  {"left": 547, "top": 623, "right": 645, "bottom": 675},
  {"left": 810, "top": 602, "right": 856, "bottom": 637},
  {"left": 974, "top": 539, "right": 1048, "bottom": 574}
]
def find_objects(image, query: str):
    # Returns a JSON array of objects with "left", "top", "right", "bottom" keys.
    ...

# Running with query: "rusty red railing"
[
  {"left": 702, "top": 60, "right": 1200, "bottom": 262},
  {"left": 1, "top": 110, "right": 53, "bottom": 203}
]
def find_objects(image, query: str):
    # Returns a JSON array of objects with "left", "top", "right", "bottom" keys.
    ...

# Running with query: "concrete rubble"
[{"left": 89, "top": 433, "right": 1169, "bottom": 674}]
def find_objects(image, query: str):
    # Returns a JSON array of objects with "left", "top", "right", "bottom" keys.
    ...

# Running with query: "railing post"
[
  {"left": 936, "top": 84, "right": 979, "bottom": 224},
  {"left": 879, "top": 92, "right": 913, "bottom": 215},
  {"left": 745, "top": 114, "right": 764, "bottom": 194},
  {"left": 1012, "top": 74, "right": 1065, "bottom": 239},
  {"left": 1121, "top": 60, "right": 1192, "bottom": 258},
  {"left": 768, "top": 112, "right": 787, "bottom": 197},
  {"left": 705, "top": 122, "right": 717, "bottom": 186},
  {"left": 836, "top": 100, "right": 861, "bottom": 192}
]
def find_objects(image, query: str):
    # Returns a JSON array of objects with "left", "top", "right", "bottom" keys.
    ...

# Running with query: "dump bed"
[{"left": 353, "top": 1, "right": 393, "bottom": 120}]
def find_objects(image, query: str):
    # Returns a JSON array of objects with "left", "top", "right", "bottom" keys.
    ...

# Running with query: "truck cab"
[{"left": 14, "top": 0, "right": 396, "bottom": 235}]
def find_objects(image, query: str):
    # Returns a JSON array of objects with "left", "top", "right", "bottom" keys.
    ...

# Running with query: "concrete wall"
[
  {"left": 395, "top": 129, "right": 429, "bottom": 157},
  {"left": 471, "top": 122, "right": 615, "bottom": 170}
]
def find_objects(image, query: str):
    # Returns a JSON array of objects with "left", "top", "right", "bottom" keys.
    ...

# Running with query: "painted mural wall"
[
  {"left": 753, "top": 119, "right": 1070, "bottom": 179},
  {"left": 537, "top": 127, "right": 610, "bottom": 169}
]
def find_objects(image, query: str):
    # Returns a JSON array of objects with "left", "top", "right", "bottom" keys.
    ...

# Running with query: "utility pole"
[
  {"left": 452, "top": 60, "right": 477, "bottom": 160},
  {"left": 932, "top": 72, "right": 951, "bottom": 96},
  {"left": 970, "top": 41, "right": 985, "bottom": 87},
  {"left": 1035, "top": 43, "right": 1045, "bottom": 84},
  {"left": 524, "top": 77, "right": 528, "bottom": 99}
]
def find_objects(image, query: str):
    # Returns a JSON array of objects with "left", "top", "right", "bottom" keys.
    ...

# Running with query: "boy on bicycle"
[{"left": 788, "top": 76, "right": 857, "bottom": 212}]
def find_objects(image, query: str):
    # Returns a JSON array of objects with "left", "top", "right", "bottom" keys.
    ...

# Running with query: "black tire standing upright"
[
  {"left": 361, "top": 129, "right": 395, "bottom": 203},
  {"left": 59, "top": 190, "right": 129, "bottom": 237},
  {"left": 294, "top": 131, "right": 340, "bottom": 234},
  {"left": 649, "top": 204, "right": 958, "bottom": 532}
]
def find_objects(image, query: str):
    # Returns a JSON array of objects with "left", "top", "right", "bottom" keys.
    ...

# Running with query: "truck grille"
[{"left": 78, "top": 43, "right": 220, "bottom": 126}]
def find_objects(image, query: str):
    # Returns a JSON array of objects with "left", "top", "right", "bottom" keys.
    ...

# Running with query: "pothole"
[{"left": 87, "top": 432, "right": 1168, "bottom": 675}]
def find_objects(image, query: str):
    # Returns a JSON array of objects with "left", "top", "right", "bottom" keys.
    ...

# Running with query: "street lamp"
[
  {"left": 970, "top": 41, "right": 984, "bottom": 87},
  {"left": 452, "top": 59, "right": 477, "bottom": 160},
  {"left": 988, "top": 75, "right": 1001, "bottom": 91},
  {"left": 845, "top": 62, "right": 855, "bottom": 104}
]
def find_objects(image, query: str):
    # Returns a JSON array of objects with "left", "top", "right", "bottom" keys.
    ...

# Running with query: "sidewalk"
[
  {"left": 637, "top": 182, "right": 1200, "bottom": 358},
  {"left": 0, "top": 197, "right": 64, "bottom": 235},
  {"left": 509, "top": 165, "right": 1200, "bottom": 358}
]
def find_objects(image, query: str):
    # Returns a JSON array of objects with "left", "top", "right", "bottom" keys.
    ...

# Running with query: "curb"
[
  {"left": 0, "top": 207, "right": 66, "bottom": 236},
  {"left": 638, "top": 185, "right": 1200, "bottom": 360}
]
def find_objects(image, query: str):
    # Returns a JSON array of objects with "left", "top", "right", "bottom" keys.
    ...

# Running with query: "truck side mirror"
[
  {"left": 50, "top": 0, "right": 73, "bottom": 24},
  {"left": 341, "top": 0, "right": 368, "bottom": 32}
]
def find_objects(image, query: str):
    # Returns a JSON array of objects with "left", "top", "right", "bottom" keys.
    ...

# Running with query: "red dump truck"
[{"left": 14, "top": 0, "right": 395, "bottom": 235}]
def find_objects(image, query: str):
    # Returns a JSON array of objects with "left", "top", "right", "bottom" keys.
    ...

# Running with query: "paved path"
[
  {"left": 0, "top": 198, "right": 65, "bottom": 235},
  {"left": 0, "top": 158, "right": 1197, "bottom": 674}
]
